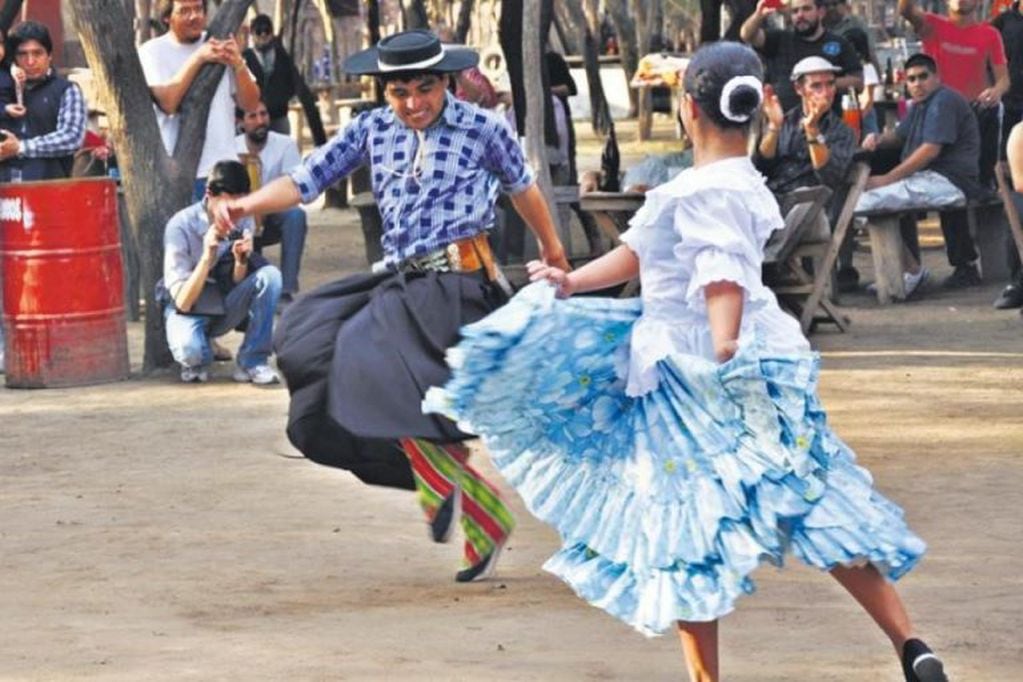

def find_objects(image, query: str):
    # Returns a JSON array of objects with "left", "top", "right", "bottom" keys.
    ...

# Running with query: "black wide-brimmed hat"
[{"left": 344, "top": 29, "right": 479, "bottom": 76}]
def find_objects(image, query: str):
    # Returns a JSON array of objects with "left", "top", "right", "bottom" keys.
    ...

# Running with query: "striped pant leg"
[
  {"left": 401, "top": 438, "right": 515, "bottom": 565},
  {"left": 400, "top": 437, "right": 455, "bottom": 521}
]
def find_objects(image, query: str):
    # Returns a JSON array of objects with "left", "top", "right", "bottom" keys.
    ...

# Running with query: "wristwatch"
[{"left": 805, "top": 132, "right": 826, "bottom": 146}]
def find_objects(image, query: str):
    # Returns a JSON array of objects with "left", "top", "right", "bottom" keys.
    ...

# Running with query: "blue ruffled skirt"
[{"left": 423, "top": 284, "right": 925, "bottom": 636}]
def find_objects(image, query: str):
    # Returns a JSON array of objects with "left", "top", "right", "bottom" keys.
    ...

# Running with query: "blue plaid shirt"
[{"left": 290, "top": 92, "right": 534, "bottom": 265}]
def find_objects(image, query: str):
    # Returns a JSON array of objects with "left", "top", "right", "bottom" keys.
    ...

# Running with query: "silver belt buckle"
[{"left": 446, "top": 242, "right": 462, "bottom": 271}]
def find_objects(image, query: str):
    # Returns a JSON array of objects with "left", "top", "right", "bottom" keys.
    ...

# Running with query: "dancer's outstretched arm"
[{"left": 527, "top": 244, "right": 639, "bottom": 297}]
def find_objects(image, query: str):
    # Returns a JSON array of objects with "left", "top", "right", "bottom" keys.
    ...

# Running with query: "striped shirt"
[{"left": 290, "top": 92, "right": 534, "bottom": 266}]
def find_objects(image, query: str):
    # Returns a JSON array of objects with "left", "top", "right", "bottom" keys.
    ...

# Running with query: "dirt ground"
[{"left": 3, "top": 120, "right": 1023, "bottom": 681}]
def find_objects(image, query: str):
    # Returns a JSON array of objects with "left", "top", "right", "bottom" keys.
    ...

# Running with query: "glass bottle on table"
[{"left": 841, "top": 90, "right": 862, "bottom": 142}]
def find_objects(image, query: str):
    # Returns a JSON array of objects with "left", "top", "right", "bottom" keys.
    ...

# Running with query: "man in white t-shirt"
[
  {"left": 235, "top": 101, "right": 307, "bottom": 305},
  {"left": 139, "top": 0, "right": 260, "bottom": 199}
]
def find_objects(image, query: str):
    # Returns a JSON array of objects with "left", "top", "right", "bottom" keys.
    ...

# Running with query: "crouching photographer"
[{"left": 156, "top": 160, "right": 282, "bottom": 385}]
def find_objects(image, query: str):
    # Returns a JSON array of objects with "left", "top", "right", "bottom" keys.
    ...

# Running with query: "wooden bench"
[{"left": 856, "top": 194, "right": 1008, "bottom": 304}]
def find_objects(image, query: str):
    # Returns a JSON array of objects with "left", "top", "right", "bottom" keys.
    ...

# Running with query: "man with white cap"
[
  {"left": 214, "top": 29, "right": 568, "bottom": 583},
  {"left": 756, "top": 55, "right": 856, "bottom": 198}
]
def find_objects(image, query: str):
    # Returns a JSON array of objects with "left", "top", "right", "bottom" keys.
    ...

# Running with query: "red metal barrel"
[{"left": 0, "top": 177, "right": 129, "bottom": 388}]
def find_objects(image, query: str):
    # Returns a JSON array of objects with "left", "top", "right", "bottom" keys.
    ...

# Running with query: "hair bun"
[{"left": 719, "top": 75, "right": 763, "bottom": 123}]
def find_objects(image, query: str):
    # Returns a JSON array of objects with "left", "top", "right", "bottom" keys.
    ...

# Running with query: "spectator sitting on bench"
[
  {"left": 755, "top": 56, "right": 856, "bottom": 280},
  {"left": 755, "top": 56, "right": 856, "bottom": 198},
  {"left": 857, "top": 52, "right": 982, "bottom": 294}
]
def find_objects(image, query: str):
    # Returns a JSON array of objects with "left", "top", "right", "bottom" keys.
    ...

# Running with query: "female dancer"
[{"left": 425, "top": 42, "right": 947, "bottom": 681}]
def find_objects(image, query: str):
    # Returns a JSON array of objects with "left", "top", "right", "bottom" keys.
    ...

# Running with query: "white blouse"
[{"left": 619, "top": 155, "right": 810, "bottom": 396}]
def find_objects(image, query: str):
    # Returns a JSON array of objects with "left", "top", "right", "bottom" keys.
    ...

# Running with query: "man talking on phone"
[
  {"left": 0, "top": 21, "right": 86, "bottom": 181},
  {"left": 157, "top": 160, "right": 282, "bottom": 384}
]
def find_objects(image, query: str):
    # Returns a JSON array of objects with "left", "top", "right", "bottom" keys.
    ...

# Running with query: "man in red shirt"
[{"left": 900, "top": 0, "right": 1010, "bottom": 287}]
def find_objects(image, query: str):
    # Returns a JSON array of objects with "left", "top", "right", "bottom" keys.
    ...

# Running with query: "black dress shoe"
[
  {"left": 455, "top": 547, "right": 502, "bottom": 583},
  {"left": 836, "top": 266, "right": 861, "bottom": 293},
  {"left": 429, "top": 491, "right": 458, "bottom": 544},
  {"left": 901, "top": 639, "right": 948, "bottom": 682},
  {"left": 942, "top": 264, "right": 982, "bottom": 289},
  {"left": 993, "top": 283, "right": 1023, "bottom": 309}
]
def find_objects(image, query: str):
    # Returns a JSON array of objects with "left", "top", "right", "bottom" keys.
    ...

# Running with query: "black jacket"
[{"left": 243, "top": 41, "right": 299, "bottom": 120}]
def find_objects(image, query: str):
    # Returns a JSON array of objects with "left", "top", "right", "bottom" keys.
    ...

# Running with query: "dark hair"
[
  {"left": 904, "top": 53, "right": 937, "bottom": 74},
  {"left": 10, "top": 21, "right": 52, "bottom": 55},
  {"left": 235, "top": 101, "right": 267, "bottom": 120},
  {"left": 207, "top": 160, "right": 250, "bottom": 196},
  {"left": 378, "top": 70, "right": 447, "bottom": 87},
  {"left": 683, "top": 42, "right": 763, "bottom": 130},
  {"left": 251, "top": 14, "right": 273, "bottom": 35},
  {"left": 844, "top": 27, "right": 870, "bottom": 64},
  {"left": 159, "top": 0, "right": 208, "bottom": 23}
]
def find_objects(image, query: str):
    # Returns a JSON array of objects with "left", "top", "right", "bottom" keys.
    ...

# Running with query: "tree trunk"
[
  {"left": 134, "top": 0, "right": 153, "bottom": 44},
  {"left": 402, "top": 0, "right": 429, "bottom": 29},
  {"left": 288, "top": 0, "right": 303, "bottom": 55},
  {"left": 454, "top": 0, "right": 474, "bottom": 43},
  {"left": 0, "top": 0, "right": 24, "bottom": 33},
  {"left": 71, "top": 0, "right": 254, "bottom": 372},
  {"left": 522, "top": 0, "right": 558, "bottom": 235},
  {"left": 570, "top": 0, "right": 613, "bottom": 135},
  {"left": 605, "top": 0, "right": 638, "bottom": 116}
]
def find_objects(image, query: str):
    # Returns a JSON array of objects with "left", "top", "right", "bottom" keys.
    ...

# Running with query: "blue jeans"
[
  {"left": 193, "top": 178, "right": 207, "bottom": 202},
  {"left": 256, "top": 208, "right": 307, "bottom": 294},
  {"left": 164, "top": 265, "right": 282, "bottom": 369}
]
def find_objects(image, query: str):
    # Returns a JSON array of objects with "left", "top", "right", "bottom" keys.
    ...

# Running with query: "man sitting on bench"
[
  {"left": 858, "top": 52, "right": 981, "bottom": 294},
  {"left": 756, "top": 56, "right": 857, "bottom": 276}
]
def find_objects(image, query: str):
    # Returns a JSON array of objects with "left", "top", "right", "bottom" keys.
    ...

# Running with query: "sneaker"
[
  {"left": 941, "top": 263, "right": 982, "bottom": 289},
  {"left": 901, "top": 638, "right": 948, "bottom": 682},
  {"left": 993, "top": 282, "right": 1023, "bottom": 309},
  {"left": 210, "top": 338, "right": 232, "bottom": 362},
  {"left": 180, "top": 366, "right": 209, "bottom": 383},
  {"left": 903, "top": 267, "right": 929, "bottom": 297},
  {"left": 233, "top": 364, "right": 280, "bottom": 385},
  {"left": 430, "top": 489, "right": 460, "bottom": 544}
]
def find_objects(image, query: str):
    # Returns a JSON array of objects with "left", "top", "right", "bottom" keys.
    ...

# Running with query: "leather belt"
[{"left": 400, "top": 233, "right": 493, "bottom": 278}]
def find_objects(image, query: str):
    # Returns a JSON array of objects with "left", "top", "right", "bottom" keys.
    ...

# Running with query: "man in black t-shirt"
[{"left": 740, "top": 0, "right": 862, "bottom": 112}]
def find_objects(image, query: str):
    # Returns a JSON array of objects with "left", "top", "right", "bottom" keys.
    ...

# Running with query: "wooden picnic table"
[{"left": 577, "top": 190, "right": 646, "bottom": 245}]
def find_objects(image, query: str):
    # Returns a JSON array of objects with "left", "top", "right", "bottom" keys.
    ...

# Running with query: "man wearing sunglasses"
[
  {"left": 857, "top": 53, "right": 981, "bottom": 295},
  {"left": 900, "top": 0, "right": 1008, "bottom": 288},
  {"left": 241, "top": 14, "right": 299, "bottom": 135}
]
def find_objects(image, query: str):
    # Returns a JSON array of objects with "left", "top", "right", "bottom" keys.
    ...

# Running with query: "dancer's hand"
[
  {"left": 213, "top": 197, "right": 244, "bottom": 233},
  {"left": 527, "top": 260, "right": 574, "bottom": 298}
]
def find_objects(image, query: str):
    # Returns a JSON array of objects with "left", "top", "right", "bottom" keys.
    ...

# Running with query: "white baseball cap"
[{"left": 790, "top": 56, "right": 842, "bottom": 82}]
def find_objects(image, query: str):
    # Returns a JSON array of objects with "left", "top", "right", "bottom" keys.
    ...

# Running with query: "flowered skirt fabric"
[{"left": 423, "top": 284, "right": 925, "bottom": 636}]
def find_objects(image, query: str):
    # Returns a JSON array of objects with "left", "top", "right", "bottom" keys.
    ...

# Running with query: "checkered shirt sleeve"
[
  {"left": 289, "top": 111, "right": 371, "bottom": 203},
  {"left": 21, "top": 82, "right": 87, "bottom": 158}
]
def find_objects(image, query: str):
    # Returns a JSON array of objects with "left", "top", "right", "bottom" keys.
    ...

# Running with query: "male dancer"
[{"left": 216, "top": 30, "right": 568, "bottom": 581}]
